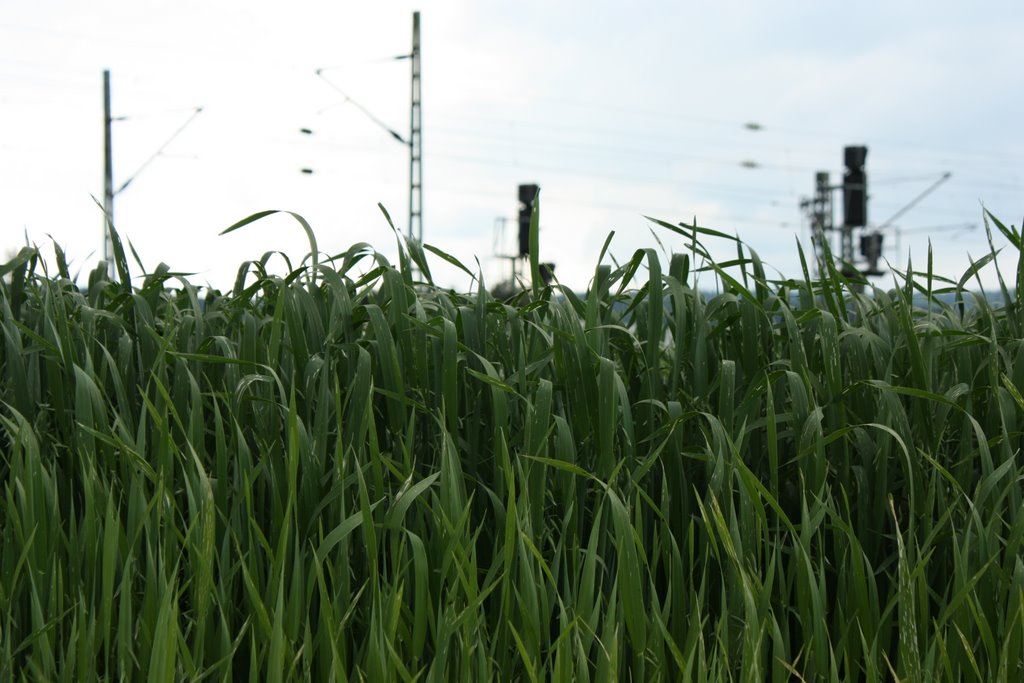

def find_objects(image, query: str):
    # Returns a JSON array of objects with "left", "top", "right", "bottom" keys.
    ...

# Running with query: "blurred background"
[{"left": 1, "top": 0, "right": 1021, "bottom": 291}]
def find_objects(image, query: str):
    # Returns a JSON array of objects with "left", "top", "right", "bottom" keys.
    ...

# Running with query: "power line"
[
  {"left": 897, "top": 223, "right": 976, "bottom": 236},
  {"left": 283, "top": 122, "right": 1023, "bottom": 199},
  {"left": 432, "top": 114, "right": 806, "bottom": 158},
  {"left": 6, "top": 17, "right": 1022, "bottom": 169},
  {"left": 428, "top": 125, "right": 820, "bottom": 174},
  {"left": 428, "top": 151, "right": 796, "bottom": 202},
  {"left": 424, "top": 185, "right": 797, "bottom": 229},
  {"left": 111, "top": 106, "right": 207, "bottom": 122},
  {"left": 311, "top": 11, "right": 421, "bottom": 245},
  {"left": 297, "top": 134, "right": 797, "bottom": 202},
  {"left": 434, "top": 109, "right": 1024, "bottom": 169},
  {"left": 316, "top": 53, "right": 416, "bottom": 69},
  {"left": 293, "top": 121, "right": 1020, "bottom": 218},
  {"left": 314, "top": 70, "right": 407, "bottom": 144},
  {"left": 6, "top": 56, "right": 1021, "bottom": 180},
  {"left": 101, "top": 70, "right": 203, "bottom": 273},
  {"left": 116, "top": 106, "right": 203, "bottom": 194},
  {"left": 877, "top": 172, "right": 952, "bottom": 231}
]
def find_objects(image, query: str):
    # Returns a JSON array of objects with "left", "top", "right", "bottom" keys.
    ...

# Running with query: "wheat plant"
[{"left": 1, "top": 202, "right": 1022, "bottom": 681}]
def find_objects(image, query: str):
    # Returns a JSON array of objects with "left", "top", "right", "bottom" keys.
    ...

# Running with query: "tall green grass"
[{"left": 1, "top": 203, "right": 1022, "bottom": 681}]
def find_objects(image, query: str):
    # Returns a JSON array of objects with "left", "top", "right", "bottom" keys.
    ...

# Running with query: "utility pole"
[
  {"left": 310, "top": 13, "right": 422, "bottom": 246},
  {"left": 409, "top": 11, "right": 422, "bottom": 244},
  {"left": 99, "top": 69, "right": 201, "bottom": 278},
  {"left": 103, "top": 69, "right": 114, "bottom": 273},
  {"left": 800, "top": 171, "right": 833, "bottom": 277},
  {"left": 801, "top": 149, "right": 955, "bottom": 282},
  {"left": 491, "top": 215, "right": 520, "bottom": 287},
  {"left": 800, "top": 146, "right": 877, "bottom": 279}
]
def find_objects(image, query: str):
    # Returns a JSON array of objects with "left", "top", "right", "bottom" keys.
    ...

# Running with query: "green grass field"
[{"left": 2, "top": 203, "right": 1023, "bottom": 681}]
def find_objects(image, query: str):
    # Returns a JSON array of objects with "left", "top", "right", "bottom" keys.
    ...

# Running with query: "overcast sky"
[{"left": 2, "top": 1, "right": 1021, "bottom": 291}]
